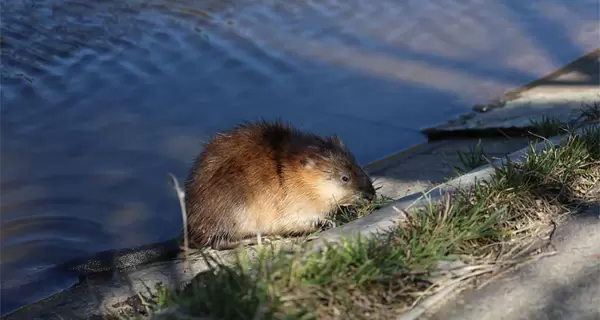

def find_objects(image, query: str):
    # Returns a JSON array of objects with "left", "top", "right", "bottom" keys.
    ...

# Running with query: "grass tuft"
[
  {"left": 138, "top": 124, "right": 599, "bottom": 320},
  {"left": 528, "top": 103, "right": 600, "bottom": 139},
  {"left": 579, "top": 102, "right": 600, "bottom": 122},
  {"left": 529, "top": 115, "right": 574, "bottom": 138},
  {"left": 332, "top": 194, "right": 395, "bottom": 225},
  {"left": 453, "top": 139, "right": 488, "bottom": 174}
]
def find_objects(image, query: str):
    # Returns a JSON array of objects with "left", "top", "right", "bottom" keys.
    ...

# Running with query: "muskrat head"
[{"left": 299, "top": 135, "right": 376, "bottom": 208}]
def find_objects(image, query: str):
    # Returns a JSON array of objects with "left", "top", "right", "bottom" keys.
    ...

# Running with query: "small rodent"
[
  {"left": 60, "top": 120, "right": 375, "bottom": 278},
  {"left": 184, "top": 120, "right": 376, "bottom": 250}
]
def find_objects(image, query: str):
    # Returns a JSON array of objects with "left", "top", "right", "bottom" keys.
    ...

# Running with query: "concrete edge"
[
  {"left": 485, "top": 49, "right": 600, "bottom": 103},
  {"left": 423, "top": 91, "right": 600, "bottom": 139}
]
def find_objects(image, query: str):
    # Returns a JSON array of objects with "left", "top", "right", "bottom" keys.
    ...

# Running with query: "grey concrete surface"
[
  {"left": 423, "top": 203, "right": 600, "bottom": 320},
  {"left": 426, "top": 88, "right": 599, "bottom": 133},
  {"left": 424, "top": 50, "right": 600, "bottom": 135},
  {"left": 365, "top": 137, "right": 532, "bottom": 199}
]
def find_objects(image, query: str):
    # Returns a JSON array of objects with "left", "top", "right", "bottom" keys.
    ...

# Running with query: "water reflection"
[{"left": 1, "top": 0, "right": 597, "bottom": 315}]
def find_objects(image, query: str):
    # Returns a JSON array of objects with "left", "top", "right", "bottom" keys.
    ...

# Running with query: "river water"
[{"left": 1, "top": 0, "right": 598, "bottom": 315}]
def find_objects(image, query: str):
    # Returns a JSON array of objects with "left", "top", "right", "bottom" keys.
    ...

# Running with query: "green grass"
[
  {"left": 452, "top": 139, "right": 488, "bottom": 174},
  {"left": 527, "top": 102, "right": 600, "bottom": 139},
  {"left": 451, "top": 103, "right": 599, "bottom": 176},
  {"left": 579, "top": 102, "right": 600, "bottom": 123},
  {"left": 128, "top": 123, "right": 600, "bottom": 320},
  {"left": 528, "top": 115, "right": 574, "bottom": 138},
  {"left": 332, "top": 193, "right": 394, "bottom": 226}
]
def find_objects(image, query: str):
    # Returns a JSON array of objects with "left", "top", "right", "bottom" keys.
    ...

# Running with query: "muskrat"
[
  {"left": 184, "top": 120, "right": 376, "bottom": 250},
  {"left": 60, "top": 120, "right": 375, "bottom": 278}
]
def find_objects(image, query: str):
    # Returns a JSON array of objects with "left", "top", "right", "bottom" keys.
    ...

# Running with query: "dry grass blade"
[{"left": 169, "top": 173, "right": 189, "bottom": 256}]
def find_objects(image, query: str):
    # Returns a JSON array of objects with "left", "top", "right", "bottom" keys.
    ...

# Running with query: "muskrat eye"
[{"left": 341, "top": 175, "right": 350, "bottom": 183}]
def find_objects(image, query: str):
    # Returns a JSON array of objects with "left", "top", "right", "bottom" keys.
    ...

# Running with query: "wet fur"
[{"left": 184, "top": 120, "right": 376, "bottom": 250}]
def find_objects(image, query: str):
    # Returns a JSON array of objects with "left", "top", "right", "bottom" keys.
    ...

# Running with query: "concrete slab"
[{"left": 422, "top": 49, "right": 600, "bottom": 138}]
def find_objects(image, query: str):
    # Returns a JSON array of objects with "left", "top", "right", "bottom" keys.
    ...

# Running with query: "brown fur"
[{"left": 184, "top": 120, "right": 376, "bottom": 250}]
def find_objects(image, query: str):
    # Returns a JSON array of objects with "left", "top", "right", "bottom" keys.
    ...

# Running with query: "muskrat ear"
[
  {"left": 300, "top": 156, "right": 316, "bottom": 169},
  {"left": 300, "top": 145, "right": 327, "bottom": 168},
  {"left": 330, "top": 135, "right": 345, "bottom": 149}
]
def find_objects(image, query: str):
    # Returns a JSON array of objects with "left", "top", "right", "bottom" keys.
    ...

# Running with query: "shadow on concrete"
[
  {"left": 532, "top": 206, "right": 600, "bottom": 320},
  {"left": 523, "top": 222, "right": 600, "bottom": 320},
  {"left": 425, "top": 203, "right": 600, "bottom": 320}
]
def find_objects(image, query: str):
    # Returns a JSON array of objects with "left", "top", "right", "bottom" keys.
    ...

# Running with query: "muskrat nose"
[{"left": 362, "top": 188, "right": 376, "bottom": 202}]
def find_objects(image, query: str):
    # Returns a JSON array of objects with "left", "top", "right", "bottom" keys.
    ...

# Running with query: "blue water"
[{"left": 1, "top": 0, "right": 597, "bottom": 315}]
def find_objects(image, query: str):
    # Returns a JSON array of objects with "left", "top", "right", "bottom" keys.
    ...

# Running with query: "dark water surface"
[{"left": 1, "top": 0, "right": 597, "bottom": 314}]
